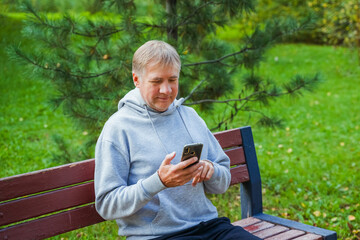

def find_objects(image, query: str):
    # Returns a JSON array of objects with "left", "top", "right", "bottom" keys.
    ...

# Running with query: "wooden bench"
[{"left": 0, "top": 126, "right": 337, "bottom": 239}]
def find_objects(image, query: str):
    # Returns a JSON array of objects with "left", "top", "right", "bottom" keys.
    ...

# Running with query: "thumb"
[{"left": 161, "top": 152, "right": 176, "bottom": 166}]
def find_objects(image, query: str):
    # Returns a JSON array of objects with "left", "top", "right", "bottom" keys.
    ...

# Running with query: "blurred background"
[{"left": 0, "top": 0, "right": 359, "bottom": 239}]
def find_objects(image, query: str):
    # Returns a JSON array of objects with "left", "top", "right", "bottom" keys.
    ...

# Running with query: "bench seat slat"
[
  {"left": 225, "top": 147, "right": 245, "bottom": 166},
  {"left": 265, "top": 229, "right": 305, "bottom": 240},
  {"left": 253, "top": 226, "right": 289, "bottom": 239},
  {"left": 0, "top": 159, "right": 95, "bottom": 201},
  {"left": 0, "top": 204, "right": 104, "bottom": 240},
  {"left": 232, "top": 217, "right": 261, "bottom": 227},
  {"left": 244, "top": 221, "right": 274, "bottom": 233},
  {"left": 294, "top": 233, "right": 323, "bottom": 240},
  {"left": 0, "top": 182, "right": 95, "bottom": 226},
  {"left": 214, "top": 128, "right": 242, "bottom": 149},
  {"left": 293, "top": 234, "right": 323, "bottom": 240},
  {"left": 230, "top": 165, "right": 249, "bottom": 185},
  {"left": 255, "top": 213, "right": 336, "bottom": 239}
]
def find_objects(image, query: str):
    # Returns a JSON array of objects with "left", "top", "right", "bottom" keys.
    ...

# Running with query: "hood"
[
  {"left": 117, "top": 88, "right": 191, "bottom": 155},
  {"left": 118, "top": 88, "right": 185, "bottom": 115}
]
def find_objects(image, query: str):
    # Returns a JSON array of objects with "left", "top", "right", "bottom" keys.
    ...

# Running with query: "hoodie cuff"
[
  {"left": 141, "top": 171, "right": 167, "bottom": 198},
  {"left": 208, "top": 161, "right": 221, "bottom": 182}
]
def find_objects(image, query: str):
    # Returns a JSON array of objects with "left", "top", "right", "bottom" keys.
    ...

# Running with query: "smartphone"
[{"left": 181, "top": 143, "right": 203, "bottom": 168}]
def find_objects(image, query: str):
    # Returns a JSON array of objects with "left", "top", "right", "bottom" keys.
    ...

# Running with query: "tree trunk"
[{"left": 166, "top": 0, "right": 178, "bottom": 42}]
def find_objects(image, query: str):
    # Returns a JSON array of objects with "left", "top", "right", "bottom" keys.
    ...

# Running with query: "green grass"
[
  {"left": 209, "top": 44, "right": 360, "bottom": 239},
  {"left": 0, "top": 15, "right": 89, "bottom": 177},
  {"left": 256, "top": 45, "right": 360, "bottom": 239},
  {"left": 1, "top": 15, "right": 360, "bottom": 239}
]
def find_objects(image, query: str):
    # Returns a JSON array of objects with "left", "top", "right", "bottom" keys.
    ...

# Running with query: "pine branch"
[
  {"left": 185, "top": 73, "right": 319, "bottom": 106},
  {"left": 12, "top": 47, "right": 117, "bottom": 79},
  {"left": 184, "top": 90, "right": 271, "bottom": 106},
  {"left": 186, "top": 72, "right": 320, "bottom": 131},
  {"left": 210, "top": 98, "right": 249, "bottom": 131},
  {"left": 183, "top": 79, "right": 206, "bottom": 102},
  {"left": 175, "top": 1, "right": 216, "bottom": 28},
  {"left": 142, "top": 23, "right": 165, "bottom": 29},
  {"left": 183, "top": 47, "right": 254, "bottom": 67},
  {"left": 246, "top": 109, "right": 283, "bottom": 128},
  {"left": 22, "top": 2, "right": 122, "bottom": 38}
]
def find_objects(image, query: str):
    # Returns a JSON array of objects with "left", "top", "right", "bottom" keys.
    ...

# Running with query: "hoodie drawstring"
[
  {"left": 144, "top": 104, "right": 195, "bottom": 155},
  {"left": 145, "top": 106, "right": 169, "bottom": 155},
  {"left": 176, "top": 107, "right": 195, "bottom": 143}
]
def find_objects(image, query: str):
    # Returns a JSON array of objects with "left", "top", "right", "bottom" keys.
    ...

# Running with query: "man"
[{"left": 95, "top": 40, "right": 260, "bottom": 239}]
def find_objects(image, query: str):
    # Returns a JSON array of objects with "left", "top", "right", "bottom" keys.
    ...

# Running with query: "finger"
[
  {"left": 204, "top": 167, "right": 214, "bottom": 181},
  {"left": 198, "top": 160, "right": 214, "bottom": 181},
  {"left": 179, "top": 156, "right": 199, "bottom": 169},
  {"left": 182, "top": 162, "right": 204, "bottom": 179},
  {"left": 161, "top": 152, "right": 176, "bottom": 167},
  {"left": 200, "top": 163, "right": 209, "bottom": 180},
  {"left": 192, "top": 175, "right": 199, "bottom": 187},
  {"left": 192, "top": 168, "right": 202, "bottom": 186}
]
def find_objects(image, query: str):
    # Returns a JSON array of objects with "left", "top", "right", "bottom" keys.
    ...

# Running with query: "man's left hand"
[{"left": 192, "top": 160, "right": 214, "bottom": 187}]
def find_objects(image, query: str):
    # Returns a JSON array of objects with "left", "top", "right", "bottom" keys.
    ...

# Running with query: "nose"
[{"left": 159, "top": 82, "right": 172, "bottom": 94}]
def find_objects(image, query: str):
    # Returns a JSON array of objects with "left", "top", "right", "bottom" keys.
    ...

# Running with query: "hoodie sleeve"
[
  {"left": 203, "top": 129, "right": 231, "bottom": 194},
  {"left": 94, "top": 139, "right": 166, "bottom": 220}
]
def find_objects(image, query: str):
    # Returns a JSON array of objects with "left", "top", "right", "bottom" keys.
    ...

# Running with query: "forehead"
[{"left": 144, "top": 62, "right": 180, "bottom": 78}]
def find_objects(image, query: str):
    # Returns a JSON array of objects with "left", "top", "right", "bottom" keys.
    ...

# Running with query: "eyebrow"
[{"left": 151, "top": 76, "right": 178, "bottom": 80}]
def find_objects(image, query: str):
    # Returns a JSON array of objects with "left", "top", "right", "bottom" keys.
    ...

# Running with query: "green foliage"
[
  {"left": 2, "top": 19, "right": 360, "bottom": 237},
  {"left": 7, "top": 0, "right": 321, "bottom": 153},
  {"left": 0, "top": 15, "right": 90, "bottom": 176},
  {"left": 307, "top": 0, "right": 360, "bottom": 47},
  {"left": 1, "top": 0, "right": 104, "bottom": 13},
  {"left": 240, "top": 0, "right": 360, "bottom": 48}
]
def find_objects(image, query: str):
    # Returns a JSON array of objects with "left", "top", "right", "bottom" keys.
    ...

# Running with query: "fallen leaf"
[
  {"left": 313, "top": 210, "right": 321, "bottom": 217},
  {"left": 348, "top": 215, "right": 356, "bottom": 221}
]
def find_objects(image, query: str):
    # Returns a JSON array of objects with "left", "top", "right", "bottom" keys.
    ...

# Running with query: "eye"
[{"left": 150, "top": 79, "right": 162, "bottom": 84}]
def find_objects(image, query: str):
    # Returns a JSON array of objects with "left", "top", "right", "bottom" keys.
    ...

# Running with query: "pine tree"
[{"left": 10, "top": 0, "right": 320, "bottom": 152}]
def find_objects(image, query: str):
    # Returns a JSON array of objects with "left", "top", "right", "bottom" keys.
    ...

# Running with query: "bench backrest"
[{"left": 0, "top": 126, "right": 262, "bottom": 240}]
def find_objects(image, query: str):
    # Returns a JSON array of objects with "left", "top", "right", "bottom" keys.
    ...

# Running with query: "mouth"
[{"left": 157, "top": 96, "right": 171, "bottom": 101}]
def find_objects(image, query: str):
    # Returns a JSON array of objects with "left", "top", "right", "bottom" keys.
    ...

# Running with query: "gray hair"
[{"left": 132, "top": 40, "right": 181, "bottom": 78}]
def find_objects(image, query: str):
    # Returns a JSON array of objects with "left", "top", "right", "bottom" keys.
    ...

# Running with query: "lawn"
[
  {"left": 0, "top": 15, "right": 90, "bottom": 177},
  {"left": 1, "top": 15, "right": 359, "bottom": 239},
  {"left": 206, "top": 44, "right": 360, "bottom": 239}
]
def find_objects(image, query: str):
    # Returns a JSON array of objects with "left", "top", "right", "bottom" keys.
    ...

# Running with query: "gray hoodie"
[{"left": 94, "top": 88, "right": 231, "bottom": 239}]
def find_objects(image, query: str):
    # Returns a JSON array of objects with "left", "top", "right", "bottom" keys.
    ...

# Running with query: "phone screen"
[{"left": 181, "top": 143, "right": 203, "bottom": 167}]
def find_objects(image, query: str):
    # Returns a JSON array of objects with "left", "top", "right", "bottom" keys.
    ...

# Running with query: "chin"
[{"left": 154, "top": 104, "right": 171, "bottom": 112}]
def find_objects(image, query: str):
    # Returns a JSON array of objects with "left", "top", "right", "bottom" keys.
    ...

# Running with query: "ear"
[{"left": 133, "top": 72, "right": 140, "bottom": 88}]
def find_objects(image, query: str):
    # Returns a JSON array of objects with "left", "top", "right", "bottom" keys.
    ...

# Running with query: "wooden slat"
[
  {"left": 0, "top": 204, "right": 104, "bottom": 240},
  {"left": 255, "top": 213, "right": 336, "bottom": 239},
  {"left": 253, "top": 226, "right": 289, "bottom": 239},
  {"left": 244, "top": 221, "right": 274, "bottom": 233},
  {"left": 0, "top": 182, "right": 95, "bottom": 226},
  {"left": 293, "top": 233, "right": 323, "bottom": 240},
  {"left": 232, "top": 217, "right": 261, "bottom": 227},
  {"left": 214, "top": 128, "right": 242, "bottom": 149},
  {"left": 225, "top": 147, "right": 245, "bottom": 166},
  {"left": 0, "top": 159, "right": 95, "bottom": 201},
  {"left": 230, "top": 165, "right": 249, "bottom": 185},
  {"left": 265, "top": 229, "right": 305, "bottom": 240}
]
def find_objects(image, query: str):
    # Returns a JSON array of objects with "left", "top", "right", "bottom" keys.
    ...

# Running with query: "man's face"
[{"left": 133, "top": 63, "right": 179, "bottom": 112}]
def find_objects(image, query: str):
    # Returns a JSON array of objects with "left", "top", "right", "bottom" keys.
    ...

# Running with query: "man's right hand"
[{"left": 157, "top": 152, "right": 203, "bottom": 188}]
